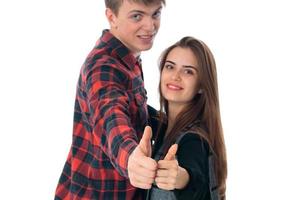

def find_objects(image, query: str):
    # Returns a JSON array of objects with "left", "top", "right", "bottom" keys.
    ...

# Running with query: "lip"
[
  {"left": 166, "top": 83, "right": 183, "bottom": 90},
  {"left": 137, "top": 33, "right": 155, "bottom": 43}
]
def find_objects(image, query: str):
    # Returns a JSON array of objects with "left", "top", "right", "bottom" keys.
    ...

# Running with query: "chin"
[
  {"left": 164, "top": 96, "right": 177, "bottom": 102},
  {"left": 140, "top": 45, "right": 153, "bottom": 51}
]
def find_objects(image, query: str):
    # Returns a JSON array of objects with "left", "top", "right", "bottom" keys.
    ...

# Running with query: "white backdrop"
[{"left": 1, "top": 0, "right": 299, "bottom": 199}]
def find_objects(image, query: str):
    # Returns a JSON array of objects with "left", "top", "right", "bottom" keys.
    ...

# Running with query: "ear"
[{"left": 105, "top": 8, "right": 118, "bottom": 28}]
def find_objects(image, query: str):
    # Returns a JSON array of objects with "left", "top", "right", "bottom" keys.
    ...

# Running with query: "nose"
[
  {"left": 143, "top": 17, "right": 156, "bottom": 32},
  {"left": 171, "top": 70, "right": 181, "bottom": 81}
]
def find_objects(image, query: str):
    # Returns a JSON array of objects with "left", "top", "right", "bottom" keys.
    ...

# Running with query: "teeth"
[
  {"left": 168, "top": 84, "right": 181, "bottom": 90},
  {"left": 139, "top": 35, "right": 152, "bottom": 39}
]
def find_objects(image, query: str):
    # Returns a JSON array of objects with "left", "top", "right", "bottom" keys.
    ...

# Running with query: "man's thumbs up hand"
[
  {"left": 138, "top": 126, "right": 153, "bottom": 157},
  {"left": 128, "top": 126, "right": 157, "bottom": 189}
]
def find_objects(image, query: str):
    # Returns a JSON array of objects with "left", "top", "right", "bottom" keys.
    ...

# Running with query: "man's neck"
[
  {"left": 109, "top": 29, "right": 140, "bottom": 58},
  {"left": 133, "top": 52, "right": 141, "bottom": 58}
]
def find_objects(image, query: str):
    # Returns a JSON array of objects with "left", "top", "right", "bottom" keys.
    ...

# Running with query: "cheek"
[
  {"left": 160, "top": 71, "right": 167, "bottom": 82},
  {"left": 160, "top": 77, "right": 167, "bottom": 91},
  {"left": 160, "top": 73, "right": 170, "bottom": 88},
  {"left": 188, "top": 80, "right": 199, "bottom": 95},
  {"left": 160, "top": 84, "right": 167, "bottom": 98},
  {"left": 120, "top": 21, "right": 136, "bottom": 32},
  {"left": 160, "top": 79, "right": 165, "bottom": 91},
  {"left": 154, "top": 20, "right": 161, "bottom": 29}
]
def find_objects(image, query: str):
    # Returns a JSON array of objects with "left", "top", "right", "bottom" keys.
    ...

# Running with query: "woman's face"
[{"left": 161, "top": 47, "right": 200, "bottom": 107}]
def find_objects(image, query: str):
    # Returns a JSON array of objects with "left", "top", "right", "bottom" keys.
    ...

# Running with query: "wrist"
[
  {"left": 126, "top": 142, "right": 139, "bottom": 177},
  {"left": 175, "top": 166, "right": 190, "bottom": 189}
]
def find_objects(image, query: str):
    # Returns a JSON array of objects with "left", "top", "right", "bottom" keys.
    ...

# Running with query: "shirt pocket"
[
  {"left": 133, "top": 87, "right": 147, "bottom": 106},
  {"left": 132, "top": 87, "right": 148, "bottom": 131}
]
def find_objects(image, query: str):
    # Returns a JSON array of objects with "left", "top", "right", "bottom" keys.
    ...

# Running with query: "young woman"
[{"left": 148, "top": 37, "right": 227, "bottom": 200}]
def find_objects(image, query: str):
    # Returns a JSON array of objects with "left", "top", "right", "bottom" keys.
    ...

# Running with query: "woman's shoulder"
[
  {"left": 176, "top": 131, "right": 210, "bottom": 157},
  {"left": 176, "top": 120, "right": 208, "bottom": 144},
  {"left": 176, "top": 132, "right": 202, "bottom": 144}
]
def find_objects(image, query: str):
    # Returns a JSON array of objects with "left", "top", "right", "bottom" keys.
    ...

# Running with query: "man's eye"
[
  {"left": 153, "top": 11, "right": 161, "bottom": 19},
  {"left": 131, "top": 14, "right": 142, "bottom": 21}
]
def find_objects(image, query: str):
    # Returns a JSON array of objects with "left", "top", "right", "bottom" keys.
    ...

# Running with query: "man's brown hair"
[{"left": 105, "top": 0, "right": 165, "bottom": 14}]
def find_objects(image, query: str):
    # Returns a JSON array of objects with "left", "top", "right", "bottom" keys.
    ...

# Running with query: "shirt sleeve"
[
  {"left": 85, "top": 60, "right": 139, "bottom": 178},
  {"left": 175, "top": 133, "right": 210, "bottom": 200}
]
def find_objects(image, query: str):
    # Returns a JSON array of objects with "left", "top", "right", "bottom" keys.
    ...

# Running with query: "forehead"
[
  {"left": 166, "top": 47, "right": 198, "bottom": 67},
  {"left": 119, "top": 0, "right": 162, "bottom": 14}
]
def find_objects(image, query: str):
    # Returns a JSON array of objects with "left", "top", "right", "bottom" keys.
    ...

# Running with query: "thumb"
[
  {"left": 164, "top": 144, "right": 178, "bottom": 160},
  {"left": 138, "top": 126, "right": 152, "bottom": 157}
]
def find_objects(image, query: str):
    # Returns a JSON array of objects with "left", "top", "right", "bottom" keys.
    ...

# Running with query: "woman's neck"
[{"left": 166, "top": 103, "right": 185, "bottom": 137}]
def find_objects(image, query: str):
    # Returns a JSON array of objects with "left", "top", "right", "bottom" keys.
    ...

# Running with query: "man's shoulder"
[
  {"left": 79, "top": 50, "right": 130, "bottom": 87},
  {"left": 83, "top": 47, "right": 126, "bottom": 71},
  {"left": 86, "top": 44, "right": 117, "bottom": 63}
]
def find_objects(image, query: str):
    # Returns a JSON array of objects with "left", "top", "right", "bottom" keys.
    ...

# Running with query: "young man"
[{"left": 55, "top": 0, "right": 165, "bottom": 199}]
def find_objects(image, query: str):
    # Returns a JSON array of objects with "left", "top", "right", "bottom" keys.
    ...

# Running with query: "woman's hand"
[{"left": 155, "top": 144, "right": 190, "bottom": 190}]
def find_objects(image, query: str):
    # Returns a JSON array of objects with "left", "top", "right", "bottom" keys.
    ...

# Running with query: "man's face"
[{"left": 107, "top": 0, "right": 162, "bottom": 56}]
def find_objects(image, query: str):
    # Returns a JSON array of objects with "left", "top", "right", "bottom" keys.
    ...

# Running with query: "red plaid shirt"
[{"left": 55, "top": 30, "right": 148, "bottom": 200}]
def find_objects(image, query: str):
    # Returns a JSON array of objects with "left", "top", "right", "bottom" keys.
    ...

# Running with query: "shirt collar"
[{"left": 99, "top": 29, "right": 139, "bottom": 70}]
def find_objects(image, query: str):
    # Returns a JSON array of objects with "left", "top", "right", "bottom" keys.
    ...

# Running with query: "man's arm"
[{"left": 85, "top": 62, "right": 157, "bottom": 187}]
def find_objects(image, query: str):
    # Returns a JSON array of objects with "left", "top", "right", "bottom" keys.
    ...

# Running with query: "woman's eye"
[
  {"left": 165, "top": 64, "right": 173, "bottom": 69},
  {"left": 184, "top": 69, "right": 194, "bottom": 75}
]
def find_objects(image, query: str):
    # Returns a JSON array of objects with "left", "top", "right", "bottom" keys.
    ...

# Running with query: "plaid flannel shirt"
[{"left": 55, "top": 30, "right": 148, "bottom": 200}]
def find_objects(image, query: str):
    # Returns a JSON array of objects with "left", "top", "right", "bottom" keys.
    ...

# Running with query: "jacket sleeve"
[
  {"left": 85, "top": 60, "right": 140, "bottom": 178},
  {"left": 175, "top": 133, "right": 210, "bottom": 200}
]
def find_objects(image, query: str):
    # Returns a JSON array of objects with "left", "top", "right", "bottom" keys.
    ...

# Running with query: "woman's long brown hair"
[{"left": 157, "top": 36, "right": 227, "bottom": 199}]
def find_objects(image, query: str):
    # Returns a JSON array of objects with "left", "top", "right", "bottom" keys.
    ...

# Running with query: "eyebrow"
[
  {"left": 165, "top": 60, "right": 198, "bottom": 71},
  {"left": 165, "top": 60, "right": 175, "bottom": 65},
  {"left": 129, "top": 6, "right": 162, "bottom": 15}
]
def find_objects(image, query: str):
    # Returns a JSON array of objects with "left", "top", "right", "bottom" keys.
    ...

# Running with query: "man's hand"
[{"left": 128, "top": 126, "right": 157, "bottom": 189}]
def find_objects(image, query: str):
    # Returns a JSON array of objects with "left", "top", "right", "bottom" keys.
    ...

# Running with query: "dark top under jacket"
[{"left": 146, "top": 113, "right": 212, "bottom": 200}]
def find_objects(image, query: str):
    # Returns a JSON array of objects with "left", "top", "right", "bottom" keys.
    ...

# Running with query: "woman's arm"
[
  {"left": 155, "top": 133, "right": 210, "bottom": 199},
  {"left": 155, "top": 144, "right": 190, "bottom": 190}
]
